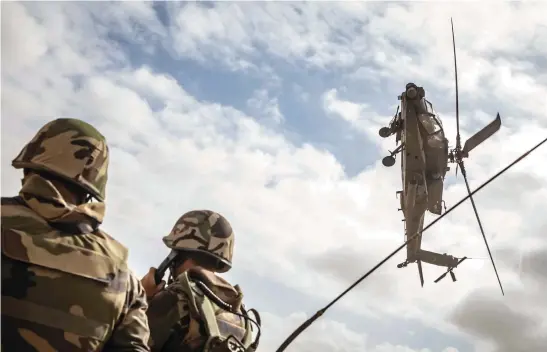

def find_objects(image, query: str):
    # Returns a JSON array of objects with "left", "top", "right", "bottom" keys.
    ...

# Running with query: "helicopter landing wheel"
[
  {"left": 397, "top": 263, "right": 403, "bottom": 268},
  {"left": 382, "top": 155, "right": 396, "bottom": 167},
  {"left": 378, "top": 127, "right": 391, "bottom": 138}
]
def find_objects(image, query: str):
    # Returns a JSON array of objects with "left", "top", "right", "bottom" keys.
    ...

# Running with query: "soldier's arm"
[
  {"left": 146, "top": 285, "right": 191, "bottom": 352},
  {"left": 103, "top": 272, "right": 151, "bottom": 351}
]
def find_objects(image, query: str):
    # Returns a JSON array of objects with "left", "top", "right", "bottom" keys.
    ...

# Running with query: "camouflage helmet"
[
  {"left": 163, "top": 210, "right": 235, "bottom": 273},
  {"left": 12, "top": 118, "right": 109, "bottom": 201}
]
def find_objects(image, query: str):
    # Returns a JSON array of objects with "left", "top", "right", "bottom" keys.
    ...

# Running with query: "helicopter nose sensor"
[{"left": 406, "top": 86, "right": 418, "bottom": 99}]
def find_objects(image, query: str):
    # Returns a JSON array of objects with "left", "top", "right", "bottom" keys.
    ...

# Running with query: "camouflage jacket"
[
  {"left": 146, "top": 268, "right": 252, "bottom": 352},
  {"left": 1, "top": 174, "right": 151, "bottom": 351}
]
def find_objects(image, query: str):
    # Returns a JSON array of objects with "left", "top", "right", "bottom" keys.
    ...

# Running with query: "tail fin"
[{"left": 417, "top": 260, "right": 425, "bottom": 287}]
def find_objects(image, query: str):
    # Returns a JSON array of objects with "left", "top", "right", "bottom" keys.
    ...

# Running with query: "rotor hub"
[{"left": 448, "top": 146, "right": 468, "bottom": 164}]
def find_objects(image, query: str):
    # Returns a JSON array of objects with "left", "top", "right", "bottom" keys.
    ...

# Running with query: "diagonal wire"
[{"left": 275, "top": 136, "right": 546, "bottom": 352}]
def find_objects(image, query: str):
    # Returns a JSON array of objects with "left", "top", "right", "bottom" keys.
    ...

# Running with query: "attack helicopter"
[
  {"left": 274, "top": 19, "right": 546, "bottom": 352},
  {"left": 377, "top": 21, "right": 503, "bottom": 291}
]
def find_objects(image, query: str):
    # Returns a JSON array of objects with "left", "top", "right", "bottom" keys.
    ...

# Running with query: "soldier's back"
[
  {"left": 147, "top": 268, "right": 257, "bottom": 352},
  {"left": 1, "top": 196, "right": 146, "bottom": 351}
]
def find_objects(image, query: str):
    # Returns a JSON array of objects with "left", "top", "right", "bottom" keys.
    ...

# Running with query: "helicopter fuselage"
[
  {"left": 402, "top": 89, "right": 449, "bottom": 217},
  {"left": 381, "top": 84, "right": 459, "bottom": 271},
  {"left": 399, "top": 86, "right": 455, "bottom": 266}
]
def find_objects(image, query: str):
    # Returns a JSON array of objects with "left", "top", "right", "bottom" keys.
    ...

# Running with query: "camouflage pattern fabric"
[
  {"left": 12, "top": 117, "right": 110, "bottom": 201},
  {"left": 163, "top": 210, "right": 235, "bottom": 273},
  {"left": 1, "top": 171, "right": 150, "bottom": 350},
  {"left": 146, "top": 268, "right": 249, "bottom": 352},
  {"left": 19, "top": 172, "right": 105, "bottom": 227}
]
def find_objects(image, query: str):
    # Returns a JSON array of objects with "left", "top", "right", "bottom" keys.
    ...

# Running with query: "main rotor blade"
[
  {"left": 462, "top": 113, "right": 502, "bottom": 155},
  {"left": 451, "top": 18, "right": 461, "bottom": 149},
  {"left": 459, "top": 161, "right": 505, "bottom": 295},
  {"left": 275, "top": 137, "right": 546, "bottom": 352}
]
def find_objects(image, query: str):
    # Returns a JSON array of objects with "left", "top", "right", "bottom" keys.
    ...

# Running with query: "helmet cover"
[
  {"left": 12, "top": 118, "right": 109, "bottom": 201},
  {"left": 163, "top": 210, "right": 234, "bottom": 273}
]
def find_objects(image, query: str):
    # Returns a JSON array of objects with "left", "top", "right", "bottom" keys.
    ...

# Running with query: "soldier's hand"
[{"left": 141, "top": 267, "right": 165, "bottom": 298}]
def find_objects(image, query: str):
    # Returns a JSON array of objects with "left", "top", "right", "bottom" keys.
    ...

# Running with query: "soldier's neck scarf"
[{"left": 19, "top": 173, "right": 105, "bottom": 230}]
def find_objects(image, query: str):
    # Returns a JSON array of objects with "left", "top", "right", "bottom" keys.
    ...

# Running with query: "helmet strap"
[
  {"left": 167, "top": 262, "right": 176, "bottom": 285},
  {"left": 84, "top": 194, "right": 93, "bottom": 204},
  {"left": 167, "top": 252, "right": 188, "bottom": 285}
]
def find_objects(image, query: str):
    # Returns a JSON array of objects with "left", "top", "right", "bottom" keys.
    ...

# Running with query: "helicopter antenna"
[
  {"left": 452, "top": 18, "right": 461, "bottom": 150},
  {"left": 275, "top": 137, "right": 546, "bottom": 352},
  {"left": 450, "top": 18, "right": 504, "bottom": 296}
]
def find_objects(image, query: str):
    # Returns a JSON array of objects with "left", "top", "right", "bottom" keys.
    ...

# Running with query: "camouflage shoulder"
[
  {"left": 92, "top": 227, "right": 129, "bottom": 266},
  {"left": 146, "top": 283, "right": 193, "bottom": 351},
  {"left": 1, "top": 196, "right": 128, "bottom": 270},
  {"left": 89, "top": 266, "right": 151, "bottom": 351},
  {"left": 119, "top": 270, "right": 150, "bottom": 330},
  {"left": 1, "top": 228, "right": 143, "bottom": 350},
  {"left": 1, "top": 196, "right": 51, "bottom": 234},
  {"left": 1, "top": 196, "right": 25, "bottom": 206},
  {"left": 150, "top": 274, "right": 196, "bottom": 321},
  {"left": 126, "top": 269, "right": 146, "bottom": 295}
]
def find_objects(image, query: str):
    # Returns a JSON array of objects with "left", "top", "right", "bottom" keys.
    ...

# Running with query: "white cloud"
[
  {"left": 323, "top": 89, "right": 367, "bottom": 123},
  {"left": 292, "top": 83, "right": 310, "bottom": 102},
  {"left": 167, "top": 2, "right": 376, "bottom": 70},
  {"left": 246, "top": 89, "right": 284, "bottom": 124},
  {"left": 261, "top": 311, "right": 457, "bottom": 352},
  {"left": 2, "top": 2, "right": 547, "bottom": 352},
  {"left": 261, "top": 311, "right": 368, "bottom": 352}
]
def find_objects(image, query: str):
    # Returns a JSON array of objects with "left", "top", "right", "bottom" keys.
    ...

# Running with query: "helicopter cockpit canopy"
[{"left": 418, "top": 99, "right": 445, "bottom": 149}]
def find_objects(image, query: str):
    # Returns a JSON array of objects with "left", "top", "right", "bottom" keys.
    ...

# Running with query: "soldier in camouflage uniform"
[
  {"left": 141, "top": 210, "right": 261, "bottom": 352},
  {"left": 1, "top": 118, "right": 151, "bottom": 351}
]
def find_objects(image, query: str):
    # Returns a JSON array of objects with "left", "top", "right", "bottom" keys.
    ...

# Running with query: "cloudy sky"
[{"left": 2, "top": 2, "right": 547, "bottom": 352}]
